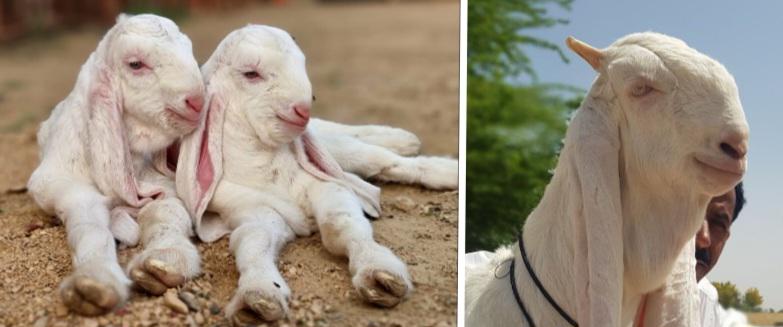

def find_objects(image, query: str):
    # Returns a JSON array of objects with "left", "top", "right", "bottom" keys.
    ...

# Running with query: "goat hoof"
[
  {"left": 129, "top": 251, "right": 187, "bottom": 295},
  {"left": 233, "top": 290, "right": 285, "bottom": 323},
  {"left": 60, "top": 276, "right": 119, "bottom": 316},
  {"left": 358, "top": 270, "right": 409, "bottom": 308}
]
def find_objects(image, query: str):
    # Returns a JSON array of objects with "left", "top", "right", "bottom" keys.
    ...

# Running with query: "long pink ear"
[
  {"left": 176, "top": 89, "right": 227, "bottom": 240},
  {"left": 567, "top": 104, "right": 623, "bottom": 327},
  {"left": 293, "top": 130, "right": 381, "bottom": 217},
  {"left": 87, "top": 62, "right": 152, "bottom": 207}
]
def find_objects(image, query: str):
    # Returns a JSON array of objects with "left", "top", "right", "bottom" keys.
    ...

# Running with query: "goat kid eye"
[
  {"left": 630, "top": 84, "right": 653, "bottom": 97},
  {"left": 243, "top": 71, "right": 262, "bottom": 80},
  {"left": 128, "top": 61, "right": 144, "bottom": 70}
]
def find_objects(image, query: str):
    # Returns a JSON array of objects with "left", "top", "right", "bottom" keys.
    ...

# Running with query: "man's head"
[{"left": 695, "top": 182, "right": 746, "bottom": 281}]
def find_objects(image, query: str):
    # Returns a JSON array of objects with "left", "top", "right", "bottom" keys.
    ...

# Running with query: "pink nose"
[
  {"left": 185, "top": 95, "right": 204, "bottom": 114},
  {"left": 293, "top": 103, "right": 310, "bottom": 120},
  {"left": 719, "top": 130, "right": 748, "bottom": 160}
]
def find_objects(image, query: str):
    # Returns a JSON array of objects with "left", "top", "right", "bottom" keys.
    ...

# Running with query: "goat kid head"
[
  {"left": 201, "top": 25, "right": 313, "bottom": 147},
  {"left": 93, "top": 14, "right": 204, "bottom": 153},
  {"left": 568, "top": 33, "right": 748, "bottom": 197}
]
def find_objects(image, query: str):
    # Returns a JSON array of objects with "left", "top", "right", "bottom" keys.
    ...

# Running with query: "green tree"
[
  {"left": 742, "top": 287, "right": 764, "bottom": 312},
  {"left": 466, "top": 0, "right": 579, "bottom": 251},
  {"left": 713, "top": 281, "right": 742, "bottom": 309}
]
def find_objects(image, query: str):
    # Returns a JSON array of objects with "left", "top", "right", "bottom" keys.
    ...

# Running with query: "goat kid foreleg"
[
  {"left": 55, "top": 183, "right": 130, "bottom": 316},
  {"left": 127, "top": 198, "right": 200, "bottom": 295},
  {"left": 308, "top": 181, "right": 412, "bottom": 307},
  {"left": 224, "top": 207, "right": 295, "bottom": 324}
]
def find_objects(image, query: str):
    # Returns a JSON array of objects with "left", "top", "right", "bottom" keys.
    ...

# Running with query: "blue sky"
[{"left": 521, "top": 1, "right": 783, "bottom": 309}]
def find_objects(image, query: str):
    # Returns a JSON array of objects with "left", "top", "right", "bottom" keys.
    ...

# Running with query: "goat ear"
[
  {"left": 176, "top": 86, "right": 227, "bottom": 239},
  {"left": 294, "top": 130, "right": 381, "bottom": 217},
  {"left": 567, "top": 105, "right": 623, "bottom": 326},
  {"left": 567, "top": 36, "right": 603, "bottom": 70},
  {"left": 87, "top": 60, "right": 145, "bottom": 206}
]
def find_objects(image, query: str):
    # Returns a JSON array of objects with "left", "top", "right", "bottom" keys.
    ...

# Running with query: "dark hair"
[{"left": 732, "top": 182, "right": 745, "bottom": 222}]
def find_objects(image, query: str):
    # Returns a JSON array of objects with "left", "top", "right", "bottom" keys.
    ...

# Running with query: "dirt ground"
[{"left": 0, "top": 1, "right": 459, "bottom": 326}]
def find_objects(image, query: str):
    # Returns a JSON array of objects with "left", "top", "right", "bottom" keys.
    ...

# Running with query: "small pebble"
[
  {"left": 54, "top": 302, "right": 68, "bottom": 317},
  {"left": 208, "top": 302, "right": 221, "bottom": 315},
  {"left": 32, "top": 316, "right": 47, "bottom": 327},
  {"left": 178, "top": 291, "right": 200, "bottom": 312},
  {"left": 82, "top": 319, "right": 99, "bottom": 327},
  {"left": 391, "top": 196, "right": 416, "bottom": 211},
  {"left": 163, "top": 289, "right": 189, "bottom": 314},
  {"left": 194, "top": 312, "right": 205, "bottom": 324}
]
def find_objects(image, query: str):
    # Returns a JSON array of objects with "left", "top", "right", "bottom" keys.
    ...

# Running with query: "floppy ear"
[
  {"left": 86, "top": 55, "right": 150, "bottom": 207},
  {"left": 294, "top": 130, "right": 381, "bottom": 217},
  {"left": 176, "top": 85, "right": 227, "bottom": 240},
  {"left": 567, "top": 103, "right": 623, "bottom": 327}
]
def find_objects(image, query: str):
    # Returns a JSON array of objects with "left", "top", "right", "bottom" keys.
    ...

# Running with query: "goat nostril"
[
  {"left": 293, "top": 105, "right": 310, "bottom": 120},
  {"left": 185, "top": 96, "right": 204, "bottom": 113},
  {"left": 720, "top": 142, "right": 741, "bottom": 160}
]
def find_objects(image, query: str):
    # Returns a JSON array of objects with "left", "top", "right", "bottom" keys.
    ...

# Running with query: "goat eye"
[
  {"left": 631, "top": 84, "right": 653, "bottom": 97},
  {"left": 243, "top": 71, "right": 261, "bottom": 79},
  {"left": 128, "top": 61, "right": 143, "bottom": 70},
  {"left": 312, "top": 95, "right": 316, "bottom": 102}
]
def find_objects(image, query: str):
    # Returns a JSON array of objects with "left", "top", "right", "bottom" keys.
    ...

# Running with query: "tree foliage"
[
  {"left": 743, "top": 287, "right": 764, "bottom": 312},
  {"left": 466, "top": 0, "right": 578, "bottom": 251},
  {"left": 713, "top": 281, "right": 766, "bottom": 312}
]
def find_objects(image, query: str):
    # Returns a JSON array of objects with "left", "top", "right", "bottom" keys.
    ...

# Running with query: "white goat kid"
[
  {"left": 27, "top": 14, "right": 204, "bottom": 315},
  {"left": 466, "top": 33, "right": 748, "bottom": 327},
  {"left": 176, "top": 25, "right": 413, "bottom": 323}
]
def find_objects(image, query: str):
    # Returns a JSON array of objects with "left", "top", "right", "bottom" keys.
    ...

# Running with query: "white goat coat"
[{"left": 466, "top": 32, "right": 749, "bottom": 327}]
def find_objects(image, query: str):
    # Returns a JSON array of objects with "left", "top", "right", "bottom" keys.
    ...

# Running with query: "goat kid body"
[{"left": 28, "top": 14, "right": 203, "bottom": 315}]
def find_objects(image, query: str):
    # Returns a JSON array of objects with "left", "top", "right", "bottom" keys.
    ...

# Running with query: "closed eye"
[{"left": 630, "top": 84, "right": 654, "bottom": 97}]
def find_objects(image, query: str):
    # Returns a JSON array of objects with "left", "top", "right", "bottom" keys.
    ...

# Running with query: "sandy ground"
[{"left": 0, "top": 1, "right": 459, "bottom": 326}]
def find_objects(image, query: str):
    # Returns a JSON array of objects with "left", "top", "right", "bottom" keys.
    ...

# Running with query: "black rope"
[
  {"left": 518, "top": 230, "right": 579, "bottom": 327},
  {"left": 509, "top": 259, "right": 535, "bottom": 326}
]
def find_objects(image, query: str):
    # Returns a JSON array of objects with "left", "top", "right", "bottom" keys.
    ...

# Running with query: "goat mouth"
[
  {"left": 276, "top": 114, "right": 308, "bottom": 129},
  {"left": 694, "top": 156, "right": 744, "bottom": 178},
  {"left": 166, "top": 108, "right": 200, "bottom": 124}
]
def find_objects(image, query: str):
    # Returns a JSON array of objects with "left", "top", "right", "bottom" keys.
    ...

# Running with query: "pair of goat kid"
[{"left": 27, "top": 14, "right": 457, "bottom": 322}]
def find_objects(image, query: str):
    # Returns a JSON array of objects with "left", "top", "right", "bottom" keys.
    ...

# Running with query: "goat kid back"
[
  {"left": 176, "top": 25, "right": 414, "bottom": 324},
  {"left": 466, "top": 32, "right": 748, "bottom": 327},
  {"left": 27, "top": 14, "right": 205, "bottom": 315}
]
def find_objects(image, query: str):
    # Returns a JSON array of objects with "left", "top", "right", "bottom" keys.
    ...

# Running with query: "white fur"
[
  {"left": 27, "top": 14, "right": 203, "bottom": 315},
  {"left": 466, "top": 32, "right": 749, "bottom": 327},
  {"left": 176, "top": 25, "right": 417, "bottom": 323},
  {"left": 309, "top": 118, "right": 458, "bottom": 190}
]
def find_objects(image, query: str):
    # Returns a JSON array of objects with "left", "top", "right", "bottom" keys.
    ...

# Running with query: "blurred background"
[
  {"left": 467, "top": 0, "right": 783, "bottom": 325},
  {"left": 0, "top": 1, "right": 459, "bottom": 326}
]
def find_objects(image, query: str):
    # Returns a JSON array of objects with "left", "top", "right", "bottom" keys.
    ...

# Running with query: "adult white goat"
[
  {"left": 465, "top": 32, "right": 748, "bottom": 327},
  {"left": 174, "top": 25, "right": 458, "bottom": 324},
  {"left": 27, "top": 14, "right": 204, "bottom": 315}
]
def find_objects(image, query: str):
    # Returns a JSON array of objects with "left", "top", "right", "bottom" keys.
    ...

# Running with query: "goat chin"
[{"left": 467, "top": 31, "right": 748, "bottom": 327}]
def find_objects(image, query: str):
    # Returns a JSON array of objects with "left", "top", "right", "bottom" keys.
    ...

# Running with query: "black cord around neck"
[
  {"left": 509, "top": 258, "right": 535, "bottom": 326},
  {"left": 516, "top": 230, "right": 579, "bottom": 327}
]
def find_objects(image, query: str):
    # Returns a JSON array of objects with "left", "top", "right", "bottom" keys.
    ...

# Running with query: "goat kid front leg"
[
  {"left": 127, "top": 198, "right": 200, "bottom": 295},
  {"left": 308, "top": 182, "right": 412, "bottom": 307},
  {"left": 55, "top": 183, "right": 130, "bottom": 316},
  {"left": 224, "top": 208, "right": 295, "bottom": 324}
]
